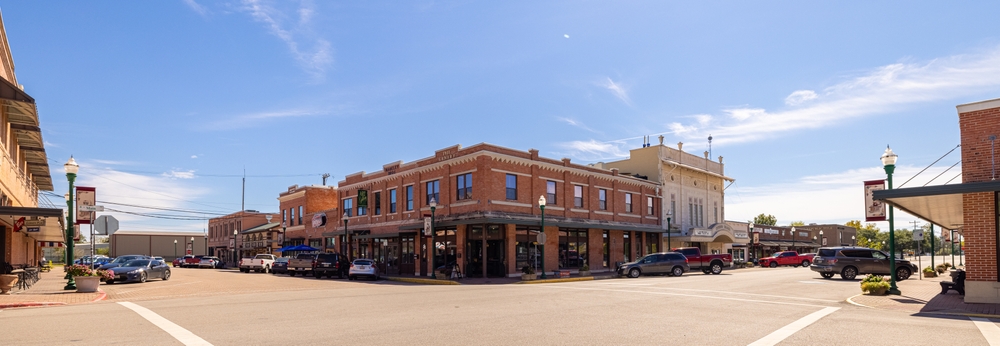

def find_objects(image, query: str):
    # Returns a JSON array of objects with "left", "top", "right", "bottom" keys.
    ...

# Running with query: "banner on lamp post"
[
  {"left": 864, "top": 180, "right": 886, "bottom": 222},
  {"left": 75, "top": 186, "right": 96, "bottom": 225}
]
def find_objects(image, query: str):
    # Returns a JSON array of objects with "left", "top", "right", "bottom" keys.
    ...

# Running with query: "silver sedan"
[{"left": 348, "top": 259, "right": 380, "bottom": 280}]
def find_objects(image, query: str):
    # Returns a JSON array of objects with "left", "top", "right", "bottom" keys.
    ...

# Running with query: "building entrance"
[{"left": 467, "top": 225, "right": 506, "bottom": 278}]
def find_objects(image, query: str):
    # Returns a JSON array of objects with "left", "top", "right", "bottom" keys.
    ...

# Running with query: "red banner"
[{"left": 864, "top": 180, "right": 886, "bottom": 222}]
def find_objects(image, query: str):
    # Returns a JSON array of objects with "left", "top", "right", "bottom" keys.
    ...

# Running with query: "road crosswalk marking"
[
  {"left": 747, "top": 307, "right": 840, "bottom": 346},
  {"left": 970, "top": 317, "right": 1000, "bottom": 346},
  {"left": 118, "top": 302, "right": 213, "bottom": 346}
]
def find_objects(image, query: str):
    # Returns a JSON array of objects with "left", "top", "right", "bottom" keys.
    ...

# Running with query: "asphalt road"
[{"left": 1, "top": 266, "right": 995, "bottom": 345}]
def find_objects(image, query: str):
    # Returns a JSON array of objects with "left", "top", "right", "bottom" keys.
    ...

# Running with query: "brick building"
[
  {"left": 207, "top": 210, "right": 276, "bottom": 264},
  {"left": 875, "top": 97, "right": 1000, "bottom": 303},
  {"left": 277, "top": 184, "right": 338, "bottom": 253},
  {"left": 737, "top": 223, "right": 856, "bottom": 261},
  {"left": 336, "top": 143, "right": 662, "bottom": 278}
]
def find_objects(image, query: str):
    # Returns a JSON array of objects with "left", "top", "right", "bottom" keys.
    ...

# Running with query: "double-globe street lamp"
[
  {"left": 538, "top": 195, "right": 546, "bottom": 279},
  {"left": 63, "top": 157, "right": 79, "bottom": 290},
  {"left": 881, "top": 146, "right": 901, "bottom": 295}
]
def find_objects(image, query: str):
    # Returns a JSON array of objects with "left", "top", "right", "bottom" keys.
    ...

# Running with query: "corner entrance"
[{"left": 466, "top": 225, "right": 506, "bottom": 278}]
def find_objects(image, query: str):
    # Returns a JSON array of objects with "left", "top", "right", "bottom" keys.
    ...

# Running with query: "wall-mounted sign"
[
  {"left": 312, "top": 213, "right": 327, "bottom": 228},
  {"left": 693, "top": 230, "right": 713, "bottom": 237},
  {"left": 864, "top": 180, "right": 887, "bottom": 222},
  {"left": 735, "top": 232, "right": 749, "bottom": 239},
  {"left": 763, "top": 229, "right": 779, "bottom": 235},
  {"left": 26, "top": 227, "right": 39, "bottom": 232}
]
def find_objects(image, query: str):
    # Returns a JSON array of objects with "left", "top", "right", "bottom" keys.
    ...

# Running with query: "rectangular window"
[
  {"left": 574, "top": 185, "right": 583, "bottom": 208},
  {"left": 298, "top": 206, "right": 303, "bottom": 225},
  {"left": 282, "top": 209, "right": 287, "bottom": 225},
  {"left": 374, "top": 192, "right": 382, "bottom": 215},
  {"left": 546, "top": 181, "right": 556, "bottom": 205},
  {"left": 456, "top": 173, "right": 472, "bottom": 201},
  {"left": 647, "top": 196, "right": 654, "bottom": 215},
  {"left": 405, "top": 186, "right": 413, "bottom": 211},
  {"left": 558, "top": 229, "right": 588, "bottom": 269},
  {"left": 599, "top": 189, "right": 607, "bottom": 210},
  {"left": 671, "top": 194, "right": 676, "bottom": 220},
  {"left": 505, "top": 174, "right": 517, "bottom": 200},
  {"left": 389, "top": 189, "right": 397, "bottom": 213},
  {"left": 625, "top": 193, "right": 632, "bottom": 213},
  {"left": 714, "top": 202, "right": 718, "bottom": 224},
  {"left": 291, "top": 207, "right": 296, "bottom": 226},
  {"left": 426, "top": 180, "right": 440, "bottom": 204},
  {"left": 344, "top": 199, "right": 353, "bottom": 217}
]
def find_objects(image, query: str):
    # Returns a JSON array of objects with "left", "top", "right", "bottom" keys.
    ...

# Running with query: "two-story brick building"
[
  {"left": 277, "top": 184, "right": 338, "bottom": 252},
  {"left": 336, "top": 143, "right": 662, "bottom": 278},
  {"left": 207, "top": 210, "right": 276, "bottom": 264}
]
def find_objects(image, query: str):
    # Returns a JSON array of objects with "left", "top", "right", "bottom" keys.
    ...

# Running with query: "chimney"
[
  {"left": 611, "top": 168, "right": 619, "bottom": 176},
  {"left": 562, "top": 158, "right": 571, "bottom": 166},
  {"left": 528, "top": 149, "right": 539, "bottom": 160}
]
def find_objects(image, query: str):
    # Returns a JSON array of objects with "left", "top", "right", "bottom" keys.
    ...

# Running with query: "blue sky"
[{"left": 4, "top": 1, "right": 1000, "bottom": 234}]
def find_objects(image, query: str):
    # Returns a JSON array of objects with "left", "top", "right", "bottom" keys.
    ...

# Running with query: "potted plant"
[
  {"left": 66, "top": 264, "right": 112, "bottom": 293},
  {"left": 0, "top": 262, "right": 17, "bottom": 295},
  {"left": 935, "top": 264, "right": 947, "bottom": 274},
  {"left": 923, "top": 266, "right": 937, "bottom": 278},
  {"left": 521, "top": 266, "right": 536, "bottom": 281},
  {"left": 860, "top": 274, "right": 890, "bottom": 295},
  {"left": 579, "top": 263, "right": 591, "bottom": 277}
]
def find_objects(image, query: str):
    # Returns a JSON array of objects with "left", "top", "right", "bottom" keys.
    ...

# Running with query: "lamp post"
[
  {"left": 190, "top": 237, "right": 195, "bottom": 256},
  {"left": 63, "top": 157, "right": 79, "bottom": 290},
  {"left": 429, "top": 198, "right": 437, "bottom": 278},
  {"left": 342, "top": 212, "right": 349, "bottom": 258},
  {"left": 665, "top": 210, "right": 672, "bottom": 251},
  {"left": 538, "top": 195, "right": 546, "bottom": 279},
  {"left": 791, "top": 226, "right": 796, "bottom": 252},
  {"left": 852, "top": 235, "right": 856, "bottom": 247},
  {"left": 951, "top": 229, "right": 955, "bottom": 267},
  {"left": 749, "top": 223, "right": 756, "bottom": 261},
  {"left": 881, "top": 146, "right": 901, "bottom": 295},
  {"left": 174, "top": 240, "right": 177, "bottom": 259},
  {"left": 819, "top": 230, "right": 824, "bottom": 248}
]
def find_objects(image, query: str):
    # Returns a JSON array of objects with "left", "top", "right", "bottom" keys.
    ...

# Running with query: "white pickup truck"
[{"left": 239, "top": 254, "right": 276, "bottom": 273}]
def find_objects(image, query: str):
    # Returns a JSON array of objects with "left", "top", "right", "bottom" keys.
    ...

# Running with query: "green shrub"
[
  {"left": 860, "top": 274, "right": 890, "bottom": 294},
  {"left": 923, "top": 266, "right": 937, "bottom": 277},
  {"left": 521, "top": 266, "right": 535, "bottom": 275},
  {"left": 935, "top": 264, "right": 947, "bottom": 274},
  {"left": 580, "top": 264, "right": 590, "bottom": 272}
]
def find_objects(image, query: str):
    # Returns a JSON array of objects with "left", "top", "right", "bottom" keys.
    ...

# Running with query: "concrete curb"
[
  {"left": 517, "top": 276, "right": 595, "bottom": 284},
  {"left": 847, "top": 293, "right": 1000, "bottom": 319},
  {"left": 845, "top": 293, "right": 869, "bottom": 308},
  {"left": 92, "top": 290, "right": 107, "bottom": 302},
  {"left": 384, "top": 277, "right": 461, "bottom": 285},
  {"left": 0, "top": 302, "right": 67, "bottom": 309}
]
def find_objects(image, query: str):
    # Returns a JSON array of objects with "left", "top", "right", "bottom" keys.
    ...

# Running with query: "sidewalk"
[
  {"left": 848, "top": 269, "right": 1000, "bottom": 318},
  {"left": 0, "top": 270, "right": 105, "bottom": 309}
]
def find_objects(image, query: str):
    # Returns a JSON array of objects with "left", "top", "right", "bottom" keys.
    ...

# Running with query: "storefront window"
[
  {"left": 624, "top": 232, "right": 631, "bottom": 262},
  {"left": 646, "top": 232, "right": 658, "bottom": 254},
  {"left": 559, "top": 229, "right": 588, "bottom": 269},
  {"left": 516, "top": 227, "right": 540, "bottom": 272},
  {"left": 602, "top": 231, "right": 609, "bottom": 268}
]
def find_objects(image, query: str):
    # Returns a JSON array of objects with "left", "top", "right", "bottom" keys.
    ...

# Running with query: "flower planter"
[
  {"left": 74, "top": 276, "right": 101, "bottom": 293},
  {"left": 0, "top": 274, "right": 18, "bottom": 295},
  {"left": 434, "top": 273, "right": 449, "bottom": 280},
  {"left": 866, "top": 287, "right": 888, "bottom": 296},
  {"left": 579, "top": 271, "right": 591, "bottom": 277},
  {"left": 521, "top": 273, "right": 536, "bottom": 281}
]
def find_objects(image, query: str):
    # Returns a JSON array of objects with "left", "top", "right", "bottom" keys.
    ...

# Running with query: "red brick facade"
[
  {"left": 958, "top": 99, "right": 1000, "bottom": 302},
  {"left": 277, "top": 185, "right": 339, "bottom": 250},
  {"left": 208, "top": 211, "right": 277, "bottom": 264}
]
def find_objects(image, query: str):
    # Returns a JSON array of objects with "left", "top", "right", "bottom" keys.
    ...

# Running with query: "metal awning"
[
  {"left": 0, "top": 77, "right": 52, "bottom": 191},
  {"left": 354, "top": 232, "right": 401, "bottom": 240},
  {"left": 396, "top": 211, "right": 664, "bottom": 233},
  {"left": 0, "top": 206, "right": 65, "bottom": 242},
  {"left": 758, "top": 241, "right": 780, "bottom": 247},
  {"left": 872, "top": 180, "right": 1000, "bottom": 231},
  {"left": 241, "top": 222, "right": 280, "bottom": 234}
]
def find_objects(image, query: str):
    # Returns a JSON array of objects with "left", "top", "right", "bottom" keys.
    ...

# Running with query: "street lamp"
[
  {"left": 174, "top": 240, "right": 177, "bottom": 259},
  {"left": 819, "top": 230, "right": 824, "bottom": 247},
  {"left": 63, "top": 156, "right": 79, "bottom": 290},
  {"left": 881, "top": 146, "right": 901, "bottom": 295},
  {"left": 538, "top": 195, "right": 546, "bottom": 279},
  {"left": 791, "top": 226, "right": 796, "bottom": 251},
  {"left": 429, "top": 198, "right": 437, "bottom": 278},
  {"left": 749, "top": 223, "right": 756, "bottom": 261},
  {"left": 665, "top": 210, "right": 672, "bottom": 251},
  {"left": 232, "top": 229, "right": 237, "bottom": 266},
  {"left": 190, "top": 237, "right": 195, "bottom": 256},
  {"left": 342, "top": 212, "right": 349, "bottom": 258},
  {"left": 852, "top": 235, "right": 856, "bottom": 247}
]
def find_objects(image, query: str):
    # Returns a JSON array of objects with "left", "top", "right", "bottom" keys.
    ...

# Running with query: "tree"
[
  {"left": 751, "top": 214, "right": 777, "bottom": 226},
  {"left": 790, "top": 221, "right": 805, "bottom": 227},
  {"left": 846, "top": 220, "right": 881, "bottom": 249}
]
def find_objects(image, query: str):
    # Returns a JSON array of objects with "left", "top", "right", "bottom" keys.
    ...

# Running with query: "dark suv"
[
  {"left": 811, "top": 247, "right": 917, "bottom": 280},
  {"left": 617, "top": 252, "right": 690, "bottom": 278},
  {"left": 312, "top": 253, "right": 351, "bottom": 279}
]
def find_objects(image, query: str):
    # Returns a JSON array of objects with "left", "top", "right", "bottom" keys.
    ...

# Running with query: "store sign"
[
  {"left": 312, "top": 213, "right": 327, "bottom": 228},
  {"left": 693, "top": 230, "right": 713, "bottom": 237},
  {"left": 763, "top": 229, "right": 779, "bottom": 235},
  {"left": 735, "top": 232, "right": 748, "bottom": 239},
  {"left": 864, "top": 180, "right": 887, "bottom": 222}
]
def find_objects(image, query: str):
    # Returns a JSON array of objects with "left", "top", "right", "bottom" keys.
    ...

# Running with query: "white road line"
[
  {"left": 748, "top": 307, "right": 840, "bottom": 346},
  {"left": 118, "top": 302, "right": 213, "bottom": 346},
  {"left": 570, "top": 283, "right": 840, "bottom": 303},
  {"left": 971, "top": 317, "right": 1000, "bottom": 346},
  {"left": 538, "top": 285, "right": 834, "bottom": 308}
]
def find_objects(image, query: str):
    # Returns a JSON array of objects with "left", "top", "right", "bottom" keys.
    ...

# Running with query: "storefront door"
[
  {"left": 486, "top": 225, "right": 505, "bottom": 277},
  {"left": 466, "top": 226, "right": 484, "bottom": 278},
  {"left": 399, "top": 236, "right": 415, "bottom": 275}
]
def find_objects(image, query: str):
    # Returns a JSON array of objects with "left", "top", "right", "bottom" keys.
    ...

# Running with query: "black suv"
[
  {"left": 312, "top": 253, "right": 351, "bottom": 279},
  {"left": 811, "top": 246, "right": 917, "bottom": 280}
]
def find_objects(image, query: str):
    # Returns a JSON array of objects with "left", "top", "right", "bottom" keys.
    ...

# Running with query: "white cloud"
[
  {"left": 163, "top": 170, "right": 196, "bottom": 179},
  {"left": 659, "top": 46, "right": 1000, "bottom": 146},
  {"left": 557, "top": 117, "right": 602, "bottom": 134},
  {"left": 556, "top": 139, "right": 629, "bottom": 161},
  {"left": 784, "top": 90, "right": 818, "bottom": 106},
  {"left": 602, "top": 77, "right": 632, "bottom": 106},
  {"left": 203, "top": 108, "right": 324, "bottom": 130},
  {"left": 242, "top": 0, "right": 332, "bottom": 81},
  {"left": 182, "top": 0, "right": 209, "bottom": 17},
  {"left": 190, "top": 155, "right": 198, "bottom": 159},
  {"left": 727, "top": 165, "right": 962, "bottom": 227},
  {"left": 564, "top": 34, "right": 570, "bottom": 38}
]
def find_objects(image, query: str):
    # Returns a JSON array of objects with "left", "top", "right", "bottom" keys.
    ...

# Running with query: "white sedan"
[{"left": 348, "top": 259, "right": 380, "bottom": 281}]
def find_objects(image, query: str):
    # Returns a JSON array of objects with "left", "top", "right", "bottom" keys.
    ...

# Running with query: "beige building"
[
  {"left": 109, "top": 231, "right": 207, "bottom": 262},
  {"left": 600, "top": 136, "right": 744, "bottom": 255}
]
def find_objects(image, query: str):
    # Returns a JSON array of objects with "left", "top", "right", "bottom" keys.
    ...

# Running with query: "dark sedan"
[
  {"left": 617, "top": 252, "right": 690, "bottom": 278},
  {"left": 99, "top": 255, "right": 149, "bottom": 270},
  {"left": 107, "top": 259, "right": 171, "bottom": 284},
  {"left": 271, "top": 257, "right": 290, "bottom": 274}
]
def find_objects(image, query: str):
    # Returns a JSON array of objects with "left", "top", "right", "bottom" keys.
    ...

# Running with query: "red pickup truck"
[
  {"left": 672, "top": 247, "right": 732, "bottom": 275},
  {"left": 758, "top": 251, "right": 815, "bottom": 268}
]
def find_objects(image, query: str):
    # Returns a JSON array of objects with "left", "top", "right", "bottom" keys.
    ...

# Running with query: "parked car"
[
  {"left": 99, "top": 255, "right": 149, "bottom": 270},
  {"left": 757, "top": 251, "right": 816, "bottom": 268},
  {"left": 313, "top": 253, "right": 351, "bottom": 279},
  {"left": 287, "top": 253, "right": 318, "bottom": 276},
  {"left": 151, "top": 256, "right": 164, "bottom": 262},
  {"left": 240, "top": 254, "right": 277, "bottom": 273},
  {"left": 271, "top": 257, "right": 290, "bottom": 274},
  {"left": 198, "top": 256, "right": 222, "bottom": 268},
  {"left": 183, "top": 255, "right": 206, "bottom": 268},
  {"left": 811, "top": 246, "right": 917, "bottom": 280},
  {"left": 347, "top": 258, "right": 377, "bottom": 280},
  {"left": 672, "top": 247, "right": 732, "bottom": 275},
  {"left": 617, "top": 252, "right": 690, "bottom": 278},
  {"left": 75, "top": 256, "right": 111, "bottom": 267},
  {"left": 173, "top": 255, "right": 194, "bottom": 267},
  {"left": 106, "top": 259, "right": 171, "bottom": 284}
]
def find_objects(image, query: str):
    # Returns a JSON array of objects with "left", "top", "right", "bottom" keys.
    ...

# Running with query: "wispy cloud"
[
  {"left": 182, "top": 0, "right": 209, "bottom": 17},
  {"left": 602, "top": 77, "right": 632, "bottom": 106},
  {"left": 241, "top": 0, "right": 333, "bottom": 81},
  {"left": 202, "top": 108, "right": 325, "bottom": 130},
  {"left": 664, "top": 47, "right": 1000, "bottom": 146},
  {"left": 557, "top": 117, "right": 603, "bottom": 135},
  {"left": 556, "top": 139, "right": 630, "bottom": 161},
  {"left": 163, "top": 170, "right": 196, "bottom": 179}
]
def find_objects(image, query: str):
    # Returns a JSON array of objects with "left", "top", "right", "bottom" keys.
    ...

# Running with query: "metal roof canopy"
[
  {"left": 0, "top": 206, "right": 65, "bottom": 242},
  {"left": 0, "top": 77, "right": 52, "bottom": 191},
  {"left": 872, "top": 180, "right": 1000, "bottom": 232},
  {"left": 396, "top": 211, "right": 664, "bottom": 233},
  {"left": 241, "top": 222, "right": 280, "bottom": 234}
]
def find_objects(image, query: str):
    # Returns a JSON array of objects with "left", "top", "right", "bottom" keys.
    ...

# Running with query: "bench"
[{"left": 940, "top": 270, "right": 966, "bottom": 295}]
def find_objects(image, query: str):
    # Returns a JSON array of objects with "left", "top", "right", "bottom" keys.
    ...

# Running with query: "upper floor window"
[
  {"left": 390, "top": 189, "right": 397, "bottom": 213},
  {"left": 282, "top": 210, "right": 287, "bottom": 225},
  {"left": 505, "top": 174, "right": 517, "bottom": 200},
  {"left": 647, "top": 196, "right": 654, "bottom": 215},
  {"left": 426, "top": 180, "right": 440, "bottom": 204},
  {"left": 291, "top": 207, "right": 296, "bottom": 226},
  {"left": 574, "top": 185, "right": 583, "bottom": 208},
  {"left": 599, "top": 189, "right": 607, "bottom": 210},
  {"left": 546, "top": 181, "right": 557, "bottom": 205},
  {"left": 405, "top": 186, "right": 414, "bottom": 211},
  {"left": 456, "top": 173, "right": 472, "bottom": 201},
  {"left": 374, "top": 192, "right": 382, "bottom": 215},
  {"left": 625, "top": 193, "right": 632, "bottom": 213},
  {"left": 344, "top": 198, "right": 353, "bottom": 217},
  {"left": 298, "top": 206, "right": 303, "bottom": 224}
]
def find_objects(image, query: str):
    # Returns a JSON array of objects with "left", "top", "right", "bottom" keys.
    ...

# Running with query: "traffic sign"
[
  {"left": 79, "top": 205, "right": 104, "bottom": 212},
  {"left": 95, "top": 215, "right": 119, "bottom": 235},
  {"left": 913, "top": 230, "right": 924, "bottom": 241},
  {"left": 537, "top": 232, "right": 547, "bottom": 243}
]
